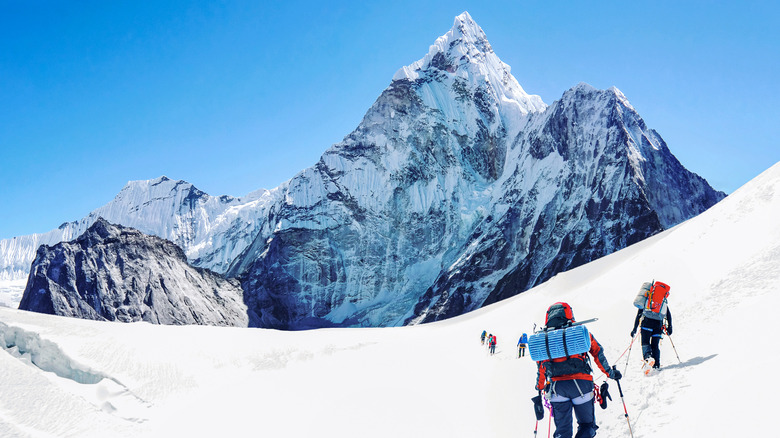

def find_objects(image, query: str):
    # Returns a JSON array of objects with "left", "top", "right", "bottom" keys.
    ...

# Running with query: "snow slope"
[{"left": 0, "top": 173, "right": 776, "bottom": 435}]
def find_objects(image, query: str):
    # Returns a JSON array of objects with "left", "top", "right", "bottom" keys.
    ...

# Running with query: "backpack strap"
[
  {"left": 544, "top": 330, "right": 553, "bottom": 360},
  {"left": 573, "top": 379, "right": 585, "bottom": 397}
]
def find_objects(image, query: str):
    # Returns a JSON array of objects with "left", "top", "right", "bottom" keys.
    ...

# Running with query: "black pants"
[{"left": 640, "top": 318, "right": 663, "bottom": 367}]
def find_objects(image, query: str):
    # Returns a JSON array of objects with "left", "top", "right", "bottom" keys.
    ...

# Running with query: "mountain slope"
[
  {"left": 0, "top": 160, "right": 777, "bottom": 437},
  {"left": 18, "top": 218, "right": 247, "bottom": 326}
]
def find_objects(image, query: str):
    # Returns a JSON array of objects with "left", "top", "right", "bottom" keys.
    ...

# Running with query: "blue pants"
[{"left": 548, "top": 380, "right": 597, "bottom": 438}]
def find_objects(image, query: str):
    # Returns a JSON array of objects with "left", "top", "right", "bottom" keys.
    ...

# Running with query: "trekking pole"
[
  {"left": 547, "top": 407, "right": 552, "bottom": 438},
  {"left": 623, "top": 332, "right": 638, "bottom": 374},
  {"left": 543, "top": 397, "right": 553, "bottom": 438},
  {"left": 613, "top": 366, "right": 635, "bottom": 438},
  {"left": 664, "top": 327, "right": 682, "bottom": 364}
]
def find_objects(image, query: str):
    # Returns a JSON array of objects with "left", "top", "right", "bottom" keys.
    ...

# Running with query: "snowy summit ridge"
[
  {"left": 393, "top": 11, "right": 546, "bottom": 116},
  {"left": 394, "top": 12, "right": 492, "bottom": 81}
]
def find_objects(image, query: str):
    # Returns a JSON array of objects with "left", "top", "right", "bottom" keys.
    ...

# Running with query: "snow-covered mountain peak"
[
  {"left": 552, "top": 83, "right": 643, "bottom": 128},
  {"left": 0, "top": 173, "right": 277, "bottom": 285},
  {"left": 382, "top": 12, "right": 547, "bottom": 139},
  {"left": 393, "top": 11, "right": 489, "bottom": 81},
  {"left": 116, "top": 175, "right": 208, "bottom": 204},
  {"left": 562, "top": 82, "right": 606, "bottom": 99},
  {"left": 452, "top": 11, "right": 483, "bottom": 37},
  {"left": 559, "top": 83, "right": 636, "bottom": 113},
  {"left": 391, "top": 12, "right": 545, "bottom": 117},
  {"left": 606, "top": 85, "right": 633, "bottom": 108},
  {"left": 441, "top": 11, "right": 492, "bottom": 63}
]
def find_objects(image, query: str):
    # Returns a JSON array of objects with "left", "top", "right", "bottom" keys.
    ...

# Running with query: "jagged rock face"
[{"left": 18, "top": 219, "right": 248, "bottom": 326}]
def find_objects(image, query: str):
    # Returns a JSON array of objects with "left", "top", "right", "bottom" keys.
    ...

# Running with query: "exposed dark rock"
[{"left": 19, "top": 218, "right": 248, "bottom": 326}]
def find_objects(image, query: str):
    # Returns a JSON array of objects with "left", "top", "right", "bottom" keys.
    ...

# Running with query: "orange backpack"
[{"left": 638, "top": 281, "right": 670, "bottom": 320}]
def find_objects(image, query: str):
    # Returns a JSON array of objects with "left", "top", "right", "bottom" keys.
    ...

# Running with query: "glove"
[
  {"left": 598, "top": 381, "right": 611, "bottom": 409},
  {"left": 609, "top": 368, "right": 622, "bottom": 380},
  {"left": 630, "top": 330, "right": 636, "bottom": 338},
  {"left": 531, "top": 394, "right": 544, "bottom": 421},
  {"left": 666, "top": 326, "right": 673, "bottom": 335}
]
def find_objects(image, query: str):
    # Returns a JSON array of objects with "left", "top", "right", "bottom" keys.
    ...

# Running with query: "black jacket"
[{"left": 631, "top": 307, "right": 672, "bottom": 333}]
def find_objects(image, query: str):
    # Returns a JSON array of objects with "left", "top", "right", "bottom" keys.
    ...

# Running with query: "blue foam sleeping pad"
[{"left": 528, "top": 325, "right": 591, "bottom": 362}]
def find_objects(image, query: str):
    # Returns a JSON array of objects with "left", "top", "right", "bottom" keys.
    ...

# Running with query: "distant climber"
[
  {"left": 517, "top": 333, "right": 527, "bottom": 358},
  {"left": 533, "top": 302, "right": 621, "bottom": 438},
  {"left": 630, "top": 281, "right": 673, "bottom": 371},
  {"left": 481, "top": 330, "right": 487, "bottom": 345},
  {"left": 489, "top": 334, "right": 497, "bottom": 355}
]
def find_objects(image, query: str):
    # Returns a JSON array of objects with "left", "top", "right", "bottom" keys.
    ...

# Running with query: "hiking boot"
[{"left": 643, "top": 358, "right": 655, "bottom": 375}]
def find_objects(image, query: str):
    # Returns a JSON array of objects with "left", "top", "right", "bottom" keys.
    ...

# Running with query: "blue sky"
[{"left": 1, "top": 1, "right": 778, "bottom": 239}]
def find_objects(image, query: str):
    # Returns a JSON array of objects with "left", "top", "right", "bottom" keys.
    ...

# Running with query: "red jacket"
[{"left": 535, "top": 333, "right": 611, "bottom": 391}]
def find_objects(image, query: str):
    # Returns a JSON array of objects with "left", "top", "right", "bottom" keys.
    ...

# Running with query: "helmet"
[{"left": 545, "top": 302, "right": 575, "bottom": 328}]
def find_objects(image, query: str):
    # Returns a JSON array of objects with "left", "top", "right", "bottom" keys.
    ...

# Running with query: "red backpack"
[{"left": 643, "top": 281, "right": 670, "bottom": 320}]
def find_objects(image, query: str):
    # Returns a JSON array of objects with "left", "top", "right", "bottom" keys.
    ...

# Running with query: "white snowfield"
[{"left": 0, "top": 161, "right": 778, "bottom": 437}]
